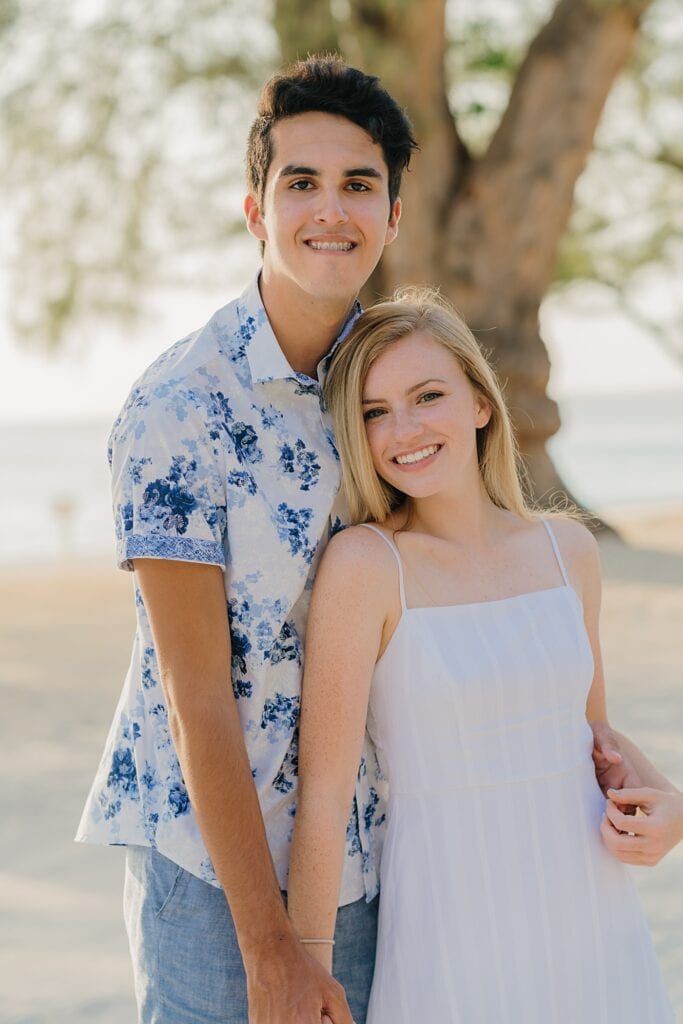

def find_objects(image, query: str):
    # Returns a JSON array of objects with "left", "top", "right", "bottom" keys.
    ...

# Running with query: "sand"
[{"left": 1, "top": 508, "right": 682, "bottom": 1023}]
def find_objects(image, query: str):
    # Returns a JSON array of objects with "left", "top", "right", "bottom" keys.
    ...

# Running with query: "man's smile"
[{"left": 305, "top": 238, "right": 357, "bottom": 252}]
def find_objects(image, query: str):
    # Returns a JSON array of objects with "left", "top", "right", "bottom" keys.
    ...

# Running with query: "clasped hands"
[{"left": 591, "top": 722, "right": 683, "bottom": 866}]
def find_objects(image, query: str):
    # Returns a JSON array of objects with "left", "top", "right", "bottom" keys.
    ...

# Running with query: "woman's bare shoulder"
[
  {"left": 543, "top": 516, "right": 602, "bottom": 594},
  {"left": 312, "top": 524, "right": 401, "bottom": 619},
  {"left": 546, "top": 515, "right": 599, "bottom": 559},
  {"left": 323, "top": 523, "right": 399, "bottom": 575}
]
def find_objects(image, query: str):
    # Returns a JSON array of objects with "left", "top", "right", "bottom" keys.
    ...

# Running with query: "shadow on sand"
[{"left": 599, "top": 535, "right": 683, "bottom": 588}]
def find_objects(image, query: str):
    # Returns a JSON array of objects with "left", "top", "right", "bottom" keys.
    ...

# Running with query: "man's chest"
[{"left": 218, "top": 382, "right": 344, "bottom": 604}]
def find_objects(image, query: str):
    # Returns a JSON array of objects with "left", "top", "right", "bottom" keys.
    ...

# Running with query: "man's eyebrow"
[
  {"left": 345, "top": 167, "right": 383, "bottom": 179},
  {"left": 277, "top": 165, "right": 384, "bottom": 180},
  {"left": 279, "top": 165, "right": 319, "bottom": 178},
  {"left": 362, "top": 379, "right": 447, "bottom": 404}
]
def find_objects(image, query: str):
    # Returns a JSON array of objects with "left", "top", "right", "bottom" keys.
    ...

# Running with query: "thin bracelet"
[{"left": 300, "top": 937, "right": 335, "bottom": 946}]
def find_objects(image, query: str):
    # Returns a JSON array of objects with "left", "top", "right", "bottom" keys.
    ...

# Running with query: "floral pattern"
[{"left": 76, "top": 275, "right": 385, "bottom": 904}]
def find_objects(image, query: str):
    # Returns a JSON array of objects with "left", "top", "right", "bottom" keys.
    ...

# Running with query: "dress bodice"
[{"left": 367, "top": 588, "right": 595, "bottom": 795}]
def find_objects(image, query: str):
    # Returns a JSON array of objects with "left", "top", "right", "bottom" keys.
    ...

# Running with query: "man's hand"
[
  {"left": 590, "top": 721, "right": 642, "bottom": 804},
  {"left": 244, "top": 934, "right": 353, "bottom": 1024},
  {"left": 600, "top": 787, "right": 683, "bottom": 866}
]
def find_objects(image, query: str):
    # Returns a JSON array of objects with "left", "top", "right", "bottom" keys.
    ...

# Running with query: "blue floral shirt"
[{"left": 76, "top": 275, "right": 387, "bottom": 905}]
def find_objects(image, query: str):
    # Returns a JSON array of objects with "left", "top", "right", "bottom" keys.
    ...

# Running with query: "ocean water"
[
  {"left": 0, "top": 419, "right": 115, "bottom": 567},
  {"left": 548, "top": 389, "right": 683, "bottom": 509},
  {"left": 1, "top": 389, "right": 682, "bottom": 568}
]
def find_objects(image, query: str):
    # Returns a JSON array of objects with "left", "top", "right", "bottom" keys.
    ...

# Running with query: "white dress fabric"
[{"left": 363, "top": 522, "right": 672, "bottom": 1024}]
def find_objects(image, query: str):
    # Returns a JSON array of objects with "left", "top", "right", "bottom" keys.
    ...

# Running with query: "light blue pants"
[{"left": 124, "top": 845, "right": 378, "bottom": 1023}]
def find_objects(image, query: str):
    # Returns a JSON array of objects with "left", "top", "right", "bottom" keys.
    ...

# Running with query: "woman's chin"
[{"left": 383, "top": 476, "right": 441, "bottom": 501}]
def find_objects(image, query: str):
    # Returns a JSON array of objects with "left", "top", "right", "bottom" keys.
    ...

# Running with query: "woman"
[{"left": 287, "top": 290, "right": 673, "bottom": 1022}]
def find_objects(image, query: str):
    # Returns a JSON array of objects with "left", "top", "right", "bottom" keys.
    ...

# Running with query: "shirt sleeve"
[{"left": 109, "top": 381, "right": 228, "bottom": 571}]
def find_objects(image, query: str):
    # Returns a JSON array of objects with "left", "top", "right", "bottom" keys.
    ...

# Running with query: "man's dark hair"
[{"left": 246, "top": 54, "right": 417, "bottom": 208}]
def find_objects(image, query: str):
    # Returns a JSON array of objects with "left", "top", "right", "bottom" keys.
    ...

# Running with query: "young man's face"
[{"left": 245, "top": 111, "right": 401, "bottom": 306}]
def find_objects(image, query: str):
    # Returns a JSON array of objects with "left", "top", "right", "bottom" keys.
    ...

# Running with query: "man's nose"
[{"left": 313, "top": 188, "right": 349, "bottom": 225}]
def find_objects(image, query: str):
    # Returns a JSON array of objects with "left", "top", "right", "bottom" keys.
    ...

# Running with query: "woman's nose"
[{"left": 392, "top": 408, "right": 423, "bottom": 443}]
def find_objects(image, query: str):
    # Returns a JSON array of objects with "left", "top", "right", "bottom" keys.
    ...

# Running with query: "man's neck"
[{"left": 258, "top": 271, "right": 357, "bottom": 380}]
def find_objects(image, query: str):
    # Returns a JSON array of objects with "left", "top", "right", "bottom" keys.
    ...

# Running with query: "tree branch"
[{"left": 447, "top": 0, "right": 654, "bottom": 314}]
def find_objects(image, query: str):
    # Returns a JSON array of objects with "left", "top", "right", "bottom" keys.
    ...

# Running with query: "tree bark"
[
  {"left": 443, "top": 0, "right": 650, "bottom": 495},
  {"left": 273, "top": 0, "right": 652, "bottom": 501},
  {"left": 344, "top": 0, "right": 469, "bottom": 290},
  {"left": 273, "top": 0, "right": 340, "bottom": 64}
]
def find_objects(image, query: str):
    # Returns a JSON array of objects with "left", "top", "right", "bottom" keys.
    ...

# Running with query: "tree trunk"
[
  {"left": 273, "top": 0, "right": 340, "bottom": 63},
  {"left": 273, "top": 0, "right": 652, "bottom": 501},
  {"left": 442, "top": 0, "right": 651, "bottom": 497}
]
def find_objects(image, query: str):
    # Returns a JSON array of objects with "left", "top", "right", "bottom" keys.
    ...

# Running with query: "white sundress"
[{"left": 362, "top": 521, "right": 673, "bottom": 1024}]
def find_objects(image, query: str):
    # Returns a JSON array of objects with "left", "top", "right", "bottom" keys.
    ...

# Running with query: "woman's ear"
[{"left": 474, "top": 395, "right": 492, "bottom": 429}]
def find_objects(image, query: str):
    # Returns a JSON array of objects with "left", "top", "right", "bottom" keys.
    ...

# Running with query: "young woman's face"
[{"left": 361, "top": 330, "right": 491, "bottom": 500}]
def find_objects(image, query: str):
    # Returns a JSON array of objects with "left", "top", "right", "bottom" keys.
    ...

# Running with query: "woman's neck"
[{"left": 398, "top": 484, "right": 506, "bottom": 549}]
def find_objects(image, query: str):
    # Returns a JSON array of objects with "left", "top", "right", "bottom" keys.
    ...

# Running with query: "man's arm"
[
  {"left": 135, "top": 558, "right": 352, "bottom": 1024},
  {"left": 593, "top": 725, "right": 677, "bottom": 794}
]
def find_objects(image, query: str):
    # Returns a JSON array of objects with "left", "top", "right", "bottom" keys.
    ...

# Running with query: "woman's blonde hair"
[{"left": 324, "top": 287, "right": 535, "bottom": 525}]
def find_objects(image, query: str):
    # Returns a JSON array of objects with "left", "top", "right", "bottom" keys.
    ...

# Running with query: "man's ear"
[
  {"left": 385, "top": 197, "right": 401, "bottom": 246},
  {"left": 244, "top": 194, "right": 268, "bottom": 243}
]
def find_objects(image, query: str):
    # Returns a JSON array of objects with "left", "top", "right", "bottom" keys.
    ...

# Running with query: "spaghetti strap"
[
  {"left": 542, "top": 520, "right": 570, "bottom": 587},
  {"left": 359, "top": 523, "right": 407, "bottom": 611}
]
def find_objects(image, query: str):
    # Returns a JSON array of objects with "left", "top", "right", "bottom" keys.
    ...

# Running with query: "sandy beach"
[{"left": 1, "top": 508, "right": 682, "bottom": 1023}]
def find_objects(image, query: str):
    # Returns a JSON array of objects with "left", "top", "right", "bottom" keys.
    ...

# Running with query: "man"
[
  {"left": 77, "top": 52, "right": 682, "bottom": 1024},
  {"left": 77, "top": 55, "right": 416, "bottom": 1024}
]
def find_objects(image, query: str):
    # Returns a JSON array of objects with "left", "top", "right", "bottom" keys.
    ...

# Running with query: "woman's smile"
[{"left": 392, "top": 443, "right": 443, "bottom": 469}]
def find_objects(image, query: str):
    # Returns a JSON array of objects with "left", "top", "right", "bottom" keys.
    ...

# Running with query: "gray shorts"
[{"left": 123, "top": 845, "right": 378, "bottom": 1023}]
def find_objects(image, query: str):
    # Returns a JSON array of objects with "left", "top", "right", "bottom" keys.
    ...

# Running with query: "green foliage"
[
  {"left": 445, "top": 3, "right": 549, "bottom": 154},
  {"left": 556, "top": 0, "right": 683, "bottom": 356},
  {"left": 0, "top": 0, "right": 19, "bottom": 33},
  {"left": 1, "top": 0, "right": 274, "bottom": 347},
  {"left": 1, "top": 0, "right": 681, "bottom": 357}
]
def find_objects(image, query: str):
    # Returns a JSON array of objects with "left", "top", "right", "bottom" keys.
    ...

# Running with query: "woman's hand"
[{"left": 600, "top": 787, "right": 683, "bottom": 866}]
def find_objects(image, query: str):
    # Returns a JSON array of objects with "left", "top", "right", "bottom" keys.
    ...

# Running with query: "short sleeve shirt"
[{"left": 76, "top": 275, "right": 387, "bottom": 905}]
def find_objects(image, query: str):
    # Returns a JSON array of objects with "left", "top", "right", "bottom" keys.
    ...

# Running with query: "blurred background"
[{"left": 0, "top": 1, "right": 681, "bottom": 1021}]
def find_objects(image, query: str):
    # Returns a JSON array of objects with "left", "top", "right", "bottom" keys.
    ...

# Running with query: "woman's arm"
[
  {"left": 610, "top": 731, "right": 678, "bottom": 793},
  {"left": 559, "top": 521, "right": 683, "bottom": 864},
  {"left": 556, "top": 521, "right": 641, "bottom": 793},
  {"left": 560, "top": 519, "right": 609, "bottom": 726},
  {"left": 287, "top": 527, "right": 396, "bottom": 972}
]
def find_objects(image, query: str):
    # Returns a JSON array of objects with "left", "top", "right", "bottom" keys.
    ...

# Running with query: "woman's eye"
[
  {"left": 363, "top": 407, "right": 385, "bottom": 421},
  {"left": 419, "top": 391, "right": 443, "bottom": 403}
]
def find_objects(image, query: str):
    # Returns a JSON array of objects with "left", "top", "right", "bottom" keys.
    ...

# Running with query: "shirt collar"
[
  {"left": 318, "top": 300, "right": 362, "bottom": 385},
  {"left": 237, "top": 273, "right": 362, "bottom": 387}
]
